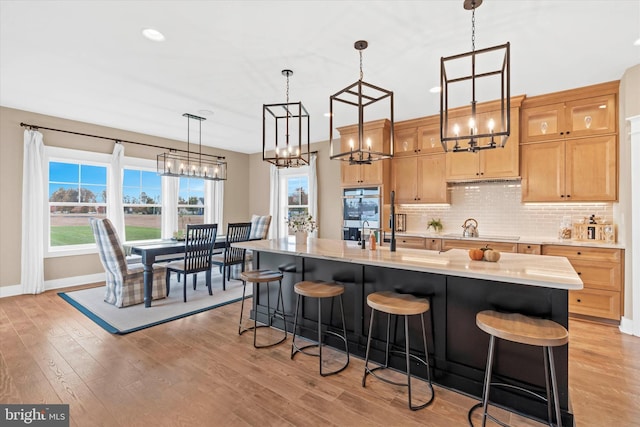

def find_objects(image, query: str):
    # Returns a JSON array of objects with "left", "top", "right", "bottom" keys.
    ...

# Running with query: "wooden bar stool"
[
  {"left": 290, "top": 281, "right": 349, "bottom": 376},
  {"left": 362, "top": 291, "right": 435, "bottom": 411},
  {"left": 239, "top": 269, "right": 287, "bottom": 348},
  {"left": 469, "top": 310, "right": 569, "bottom": 427}
]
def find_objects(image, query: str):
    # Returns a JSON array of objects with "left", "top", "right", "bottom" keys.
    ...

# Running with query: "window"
[
  {"left": 285, "top": 175, "right": 309, "bottom": 219},
  {"left": 48, "top": 160, "right": 107, "bottom": 247},
  {"left": 276, "top": 166, "right": 311, "bottom": 237},
  {"left": 178, "top": 177, "right": 205, "bottom": 230},
  {"left": 123, "top": 169, "right": 161, "bottom": 241}
]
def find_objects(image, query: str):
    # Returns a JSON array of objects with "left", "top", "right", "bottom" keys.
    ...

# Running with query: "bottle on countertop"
[
  {"left": 587, "top": 214, "right": 597, "bottom": 239},
  {"left": 369, "top": 231, "right": 376, "bottom": 250}
]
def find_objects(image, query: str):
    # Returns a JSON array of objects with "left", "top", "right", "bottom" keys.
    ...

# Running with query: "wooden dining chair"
[
  {"left": 165, "top": 223, "right": 218, "bottom": 302},
  {"left": 211, "top": 222, "right": 252, "bottom": 291}
]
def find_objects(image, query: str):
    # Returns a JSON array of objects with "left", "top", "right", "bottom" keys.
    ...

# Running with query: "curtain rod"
[{"left": 20, "top": 122, "right": 226, "bottom": 160}]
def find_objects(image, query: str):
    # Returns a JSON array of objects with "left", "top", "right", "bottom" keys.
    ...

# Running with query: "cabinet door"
[
  {"left": 417, "top": 123, "right": 444, "bottom": 154},
  {"left": 341, "top": 163, "right": 362, "bottom": 185},
  {"left": 565, "top": 95, "right": 616, "bottom": 139},
  {"left": 425, "top": 238, "right": 442, "bottom": 251},
  {"left": 445, "top": 151, "right": 480, "bottom": 181},
  {"left": 521, "top": 103, "right": 565, "bottom": 143},
  {"left": 565, "top": 135, "right": 617, "bottom": 201},
  {"left": 394, "top": 127, "right": 418, "bottom": 157},
  {"left": 392, "top": 157, "right": 418, "bottom": 203},
  {"left": 481, "top": 107, "right": 520, "bottom": 179},
  {"left": 521, "top": 141, "right": 566, "bottom": 202},
  {"left": 418, "top": 154, "right": 448, "bottom": 203},
  {"left": 517, "top": 244, "right": 541, "bottom": 255}
]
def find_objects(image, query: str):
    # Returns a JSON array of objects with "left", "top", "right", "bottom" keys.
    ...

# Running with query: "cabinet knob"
[
  {"left": 577, "top": 299, "right": 582, "bottom": 303},
  {"left": 566, "top": 131, "right": 571, "bottom": 135},
  {"left": 567, "top": 195, "right": 571, "bottom": 198},
  {"left": 527, "top": 245, "right": 531, "bottom": 248},
  {"left": 577, "top": 272, "right": 582, "bottom": 275},
  {"left": 560, "top": 195, "right": 565, "bottom": 198},
  {"left": 577, "top": 251, "right": 581, "bottom": 255},
  {"left": 560, "top": 132, "right": 564, "bottom": 135}
]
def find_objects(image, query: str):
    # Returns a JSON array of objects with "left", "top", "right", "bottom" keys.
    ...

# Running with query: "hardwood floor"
[{"left": 1, "top": 286, "right": 639, "bottom": 426}]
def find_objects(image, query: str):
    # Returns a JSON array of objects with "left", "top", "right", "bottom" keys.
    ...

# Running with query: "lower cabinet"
[
  {"left": 542, "top": 245, "right": 624, "bottom": 321},
  {"left": 441, "top": 239, "right": 518, "bottom": 253},
  {"left": 395, "top": 236, "right": 426, "bottom": 249}
]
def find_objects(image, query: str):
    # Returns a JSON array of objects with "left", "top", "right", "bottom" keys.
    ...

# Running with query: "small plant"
[
  {"left": 286, "top": 214, "right": 318, "bottom": 233},
  {"left": 427, "top": 218, "right": 443, "bottom": 232}
]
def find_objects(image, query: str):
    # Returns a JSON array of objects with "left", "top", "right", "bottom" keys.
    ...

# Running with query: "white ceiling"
[{"left": 1, "top": 1, "right": 639, "bottom": 154}]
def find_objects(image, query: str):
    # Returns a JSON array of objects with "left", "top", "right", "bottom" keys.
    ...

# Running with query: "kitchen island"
[{"left": 233, "top": 237, "right": 582, "bottom": 426}]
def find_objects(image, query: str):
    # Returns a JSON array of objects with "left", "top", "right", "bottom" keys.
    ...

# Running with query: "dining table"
[{"left": 129, "top": 235, "right": 227, "bottom": 307}]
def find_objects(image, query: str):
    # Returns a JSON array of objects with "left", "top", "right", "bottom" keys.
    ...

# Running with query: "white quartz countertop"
[{"left": 234, "top": 238, "right": 583, "bottom": 291}]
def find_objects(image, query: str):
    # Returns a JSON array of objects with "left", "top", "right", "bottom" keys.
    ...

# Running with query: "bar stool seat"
[
  {"left": 362, "top": 290, "right": 435, "bottom": 411},
  {"left": 238, "top": 269, "right": 287, "bottom": 348},
  {"left": 469, "top": 310, "right": 569, "bottom": 427},
  {"left": 291, "top": 281, "right": 349, "bottom": 376}
]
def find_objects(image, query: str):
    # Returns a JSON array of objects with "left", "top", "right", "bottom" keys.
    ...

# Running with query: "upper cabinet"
[
  {"left": 520, "top": 81, "right": 619, "bottom": 202},
  {"left": 391, "top": 117, "right": 448, "bottom": 204},
  {"left": 338, "top": 119, "right": 391, "bottom": 189},
  {"left": 445, "top": 98, "right": 524, "bottom": 181},
  {"left": 521, "top": 94, "right": 616, "bottom": 143}
]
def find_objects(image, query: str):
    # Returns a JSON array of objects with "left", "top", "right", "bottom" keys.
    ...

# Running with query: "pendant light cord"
[
  {"left": 471, "top": 2, "right": 476, "bottom": 52},
  {"left": 359, "top": 49, "right": 364, "bottom": 81}
]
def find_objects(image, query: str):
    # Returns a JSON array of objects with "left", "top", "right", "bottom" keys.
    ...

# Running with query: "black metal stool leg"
[
  {"left": 290, "top": 293, "right": 301, "bottom": 359},
  {"left": 362, "top": 308, "right": 376, "bottom": 387},
  {"left": 238, "top": 279, "right": 248, "bottom": 335},
  {"left": 548, "top": 347, "right": 563, "bottom": 427}
]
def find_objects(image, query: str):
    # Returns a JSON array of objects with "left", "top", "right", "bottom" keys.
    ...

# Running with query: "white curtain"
[
  {"left": 204, "top": 179, "right": 224, "bottom": 228},
  {"left": 309, "top": 153, "right": 318, "bottom": 237},
  {"left": 268, "top": 164, "right": 281, "bottom": 238},
  {"left": 161, "top": 175, "right": 179, "bottom": 239},
  {"left": 21, "top": 129, "right": 46, "bottom": 294},
  {"left": 107, "top": 143, "right": 125, "bottom": 239}
]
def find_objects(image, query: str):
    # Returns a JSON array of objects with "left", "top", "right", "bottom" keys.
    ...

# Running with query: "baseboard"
[
  {"left": 619, "top": 316, "right": 638, "bottom": 337},
  {"left": 0, "top": 272, "right": 105, "bottom": 299}
]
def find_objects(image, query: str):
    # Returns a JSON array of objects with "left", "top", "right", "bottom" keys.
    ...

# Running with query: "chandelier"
[
  {"left": 263, "top": 69, "right": 310, "bottom": 168},
  {"left": 330, "top": 40, "right": 394, "bottom": 164},
  {"left": 440, "top": 0, "right": 511, "bottom": 153},
  {"left": 157, "top": 113, "right": 227, "bottom": 181}
]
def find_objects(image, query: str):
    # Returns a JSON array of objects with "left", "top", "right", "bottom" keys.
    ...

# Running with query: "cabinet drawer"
[
  {"left": 425, "top": 238, "right": 442, "bottom": 251},
  {"left": 569, "top": 289, "right": 621, "bottom": 320},
  {"left": 517, "top": 243, "right": 541, "bottom": 255},
  {"left": 396, "top": 236, "right": 426, "bottom": 249},
  {"left": 441, "top": 240, "right": 517, "bottom": 253},
  {"left": 541, "top": 245, "right": 621, "bottom": 262},
  {"left": 570, "top": 260, "right": 621, "bottom": 292}
]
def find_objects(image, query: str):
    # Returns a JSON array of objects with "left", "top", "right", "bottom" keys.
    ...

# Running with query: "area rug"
[{"left": 59, "top": 273, "right": 250, "bottom": 334}]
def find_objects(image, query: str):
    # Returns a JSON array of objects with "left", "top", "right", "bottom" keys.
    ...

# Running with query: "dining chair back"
[
  {"left": 90, "top": 218, "right": 167, "bottom": 307},
  {"left": 212, "top": 222, "right": 252, "bottom": 290},
  {"left": 165, "top": 223, "right": 218, "bottom": 302}
]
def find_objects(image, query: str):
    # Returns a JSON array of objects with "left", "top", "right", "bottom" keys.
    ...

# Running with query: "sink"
[{"left": 442, "top": 233, "right": 520, "bottom": 241}]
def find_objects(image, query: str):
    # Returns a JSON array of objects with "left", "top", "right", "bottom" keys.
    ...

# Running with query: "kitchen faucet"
[{"left": 360, "top": 220, "right": 370, "bottom": 250}]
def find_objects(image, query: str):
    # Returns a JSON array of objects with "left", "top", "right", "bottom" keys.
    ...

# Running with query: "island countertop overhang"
[{"left": 233, "top": 238, "right": 583, "bottom": 290}]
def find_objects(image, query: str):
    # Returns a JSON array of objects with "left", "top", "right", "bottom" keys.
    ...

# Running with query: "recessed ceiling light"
[
  {"left": 429, "top": 86, "right": 441, "bottom": 94},
  {"left": 142, "top": 28, "right": 165, "bottom": 42},
  {"left": 634, "top": 37, "right": 640, "bottom": 46}
]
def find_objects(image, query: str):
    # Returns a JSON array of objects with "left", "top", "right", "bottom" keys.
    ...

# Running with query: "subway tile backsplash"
[{"left": 397, "top": 181, "right": 613, "bottom": 238}]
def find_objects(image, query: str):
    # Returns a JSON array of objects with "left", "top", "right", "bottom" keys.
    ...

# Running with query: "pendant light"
[
  {"left": 263, "top": 69, "right": 310, "bottom": 168},
  {"left": 330, "top": 40, "right": 394, "bottom": 164},
  {"left": 157, "top": 113, "right": 227, "bottom": 181},
  {"left": 440, "top": 0, "right": 511, "bottom": 153}
]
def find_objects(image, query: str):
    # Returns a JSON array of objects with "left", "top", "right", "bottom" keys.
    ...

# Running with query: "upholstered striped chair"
[
  {"left": 90, "top": 218, "right": 167, "bottom": 307},
  {"left": 249, "top": 215, "right": 272, "bottom": 240}
]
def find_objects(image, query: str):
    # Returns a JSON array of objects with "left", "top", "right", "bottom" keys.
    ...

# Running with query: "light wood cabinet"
[
  {"left": 445, "top": 105, "right": 521, "bottom": 181},
  {"left": 521, "top": 94, "right": 616, "bottom": 143},
  {"left": 338, "top": 120, "right": 391, "bottom": 187},
  {"left": 425, "top": 238, "right": 442, "bottom": 251},
  {"left": 441, "top": 239, "right": 518, "bottom": 253},
  {"left": 393, "top": 126, "right": 419, "bottom": 157},
  {"left": 521, "top": 135, "right": 617, "bottom": 202},
  {"left": 417, "top": 123, "right": 445, "bottom": 154},
  {"left": 396, "top": 236, "right": 426, "bottom": 249},
  {"left": 520, "top": 82, "right": 618, "bottom": 202},
  {"left": 392, "top": 154, "right": 448, "bottom": 204},
  {"left": 542, "top": 245, "right": 624, "bottom": 321},
  {"left": 517, "top": 243, "right": 541, "bottom": 255}
]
